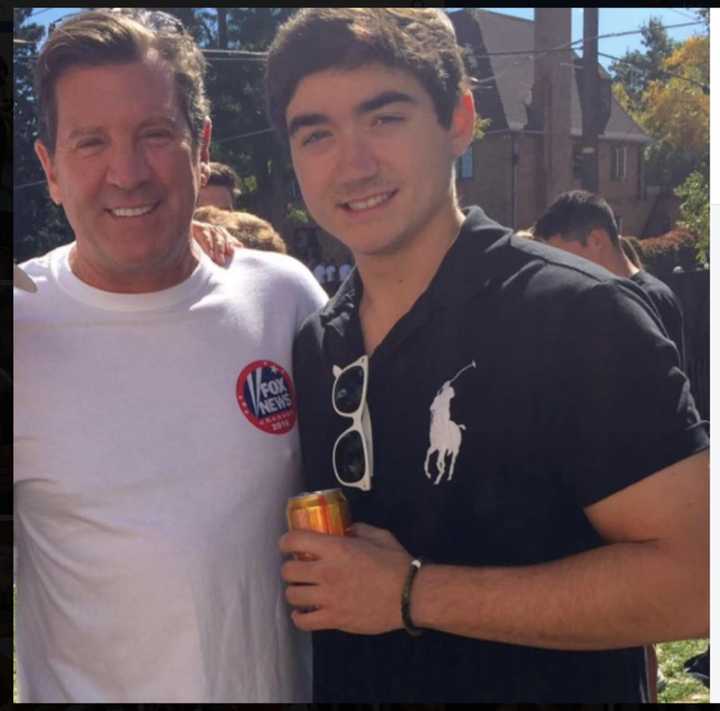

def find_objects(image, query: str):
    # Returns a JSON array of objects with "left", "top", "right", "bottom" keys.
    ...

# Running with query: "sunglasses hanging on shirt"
[{"left": 331, "top": 355, "right": 374, "bottom": 492}]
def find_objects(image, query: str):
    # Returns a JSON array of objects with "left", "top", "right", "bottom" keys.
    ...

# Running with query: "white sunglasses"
[{"left": 331, "top": 355, "right": 374, "bottom": 492}]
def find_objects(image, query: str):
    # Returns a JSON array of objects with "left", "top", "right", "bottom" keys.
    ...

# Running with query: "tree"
[
  {"left": 675, "top": 170, "right": 709, "bottom": 265},
  {"left": 14, "top": 8, "right": 73, "bottom": 262},
  {"left": 609, "top": 18, "right": 677, "bottom": 117},
  {"left": 610, "top": 20, "right": 708, "bottom": 191}
]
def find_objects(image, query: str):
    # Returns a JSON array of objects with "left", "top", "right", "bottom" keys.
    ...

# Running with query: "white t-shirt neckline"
[{"left": 52, "top": 242, "right": 214, "bottom": 312}]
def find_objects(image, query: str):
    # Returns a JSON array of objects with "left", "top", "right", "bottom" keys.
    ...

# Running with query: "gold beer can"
[{"left": 287, "top": 488, "right": 352, "bottom": 548}]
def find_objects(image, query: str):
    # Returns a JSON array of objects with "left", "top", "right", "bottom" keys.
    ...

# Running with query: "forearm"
[{"left": 410, "top": 539, "right": 708, "bottom": 649}]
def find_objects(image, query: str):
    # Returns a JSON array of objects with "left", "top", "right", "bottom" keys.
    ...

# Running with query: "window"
[
  {"left": 456, "top": 145, "right": 474, "bottom": 180},
  {"left": 572, "top": 145, "right": 583, "bottom": 180},
  {"left": 611, "top": 145, "right": 627, "bottom": 181}
]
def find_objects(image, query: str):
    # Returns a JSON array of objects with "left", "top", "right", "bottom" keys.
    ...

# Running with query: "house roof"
[{"left": 449, "top": 9, "right": 651, "bottom": 143}]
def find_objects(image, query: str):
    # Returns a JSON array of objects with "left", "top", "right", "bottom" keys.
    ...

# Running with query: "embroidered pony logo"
[{"left": 424, "top": 361, "right": 476, "bottom": 485}]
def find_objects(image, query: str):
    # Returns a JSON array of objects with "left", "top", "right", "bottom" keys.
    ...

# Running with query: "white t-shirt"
[
  {"left": 14, "top": 244, "right": 327, "bottom": 703},
  {"left": 312, "top": 262, "right": 327, "bottom": 284}
]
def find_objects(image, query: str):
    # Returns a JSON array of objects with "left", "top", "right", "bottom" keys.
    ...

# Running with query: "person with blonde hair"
[{"left": 194, "top": 204, "right": 287, "bottom": 254}]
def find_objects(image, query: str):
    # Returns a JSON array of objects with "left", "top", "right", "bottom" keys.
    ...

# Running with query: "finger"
[
  {"left": 279, "top": 529, "right": 346, "bottom": 558},
  {"left": 285, "top": 582, "right": 322, "bottom": 609},
  {"left": 281, "top": 558, "right": 321, "bottom": 584},
  {"left": 290, "top": 606, "right": 333, "bottom": 632}
]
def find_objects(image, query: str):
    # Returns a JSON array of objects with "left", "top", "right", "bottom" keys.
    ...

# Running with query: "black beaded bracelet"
[{"left": 401, "top": 557, "right": 424, "bottom": 637}]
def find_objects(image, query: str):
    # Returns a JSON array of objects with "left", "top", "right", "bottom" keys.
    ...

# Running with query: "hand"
[
  {"left": 279, "top": 522, "right": 412, "bottom": 634},
  {"left": 191, "top": 220, "right": 243, "bottom": 266}
]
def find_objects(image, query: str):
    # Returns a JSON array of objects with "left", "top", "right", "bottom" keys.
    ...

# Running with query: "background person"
[
  {"left": 193, "top": 204, "right": 288, "bottom": 254},
  {"left": 197, "top": 160, "right": 240, "bottom": 210},
  {"left": 14, "top": 8, "right": 325, "bottom": 702},
  {"left": 265, "top": 8, "right": 708, "bottom": 703},
  {"left": 533, "top": 189, "right": 687, "bottom": 371}
]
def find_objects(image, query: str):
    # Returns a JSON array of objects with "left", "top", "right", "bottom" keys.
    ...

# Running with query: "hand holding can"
[{"left": 286, "top": 488, "right": 352, "bottom": 560}]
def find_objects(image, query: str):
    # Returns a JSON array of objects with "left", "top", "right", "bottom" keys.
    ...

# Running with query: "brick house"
[{"left": 449, "top": 9, "right": 653, "bottom": 235}]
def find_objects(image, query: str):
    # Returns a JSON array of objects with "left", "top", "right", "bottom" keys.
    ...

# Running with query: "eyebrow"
[
  {"left": 287, "top": 90, "right": 417, "bottom": 139},
  {"left": 66, "top": 116, "right": 179, "bottom": 142}
]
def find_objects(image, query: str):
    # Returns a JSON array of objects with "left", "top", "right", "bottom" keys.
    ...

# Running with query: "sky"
[{"left": 22, "top": 7, "right": 708, "bottom": 70}]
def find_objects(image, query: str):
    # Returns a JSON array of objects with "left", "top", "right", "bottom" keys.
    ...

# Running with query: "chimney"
[{"left": 531, "top": 8, "right": 573, "bottom": 213}]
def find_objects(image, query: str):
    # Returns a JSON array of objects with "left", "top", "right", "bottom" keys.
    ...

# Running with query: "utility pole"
[
  {"left": 531, "top": 8, "right": 573, "bottom": 215},
  {"left": 581, "top": 8, "right": 599, "bottom": 193},
  {"left": 217, "top": 8, "right": 227, "bottom": 49}
]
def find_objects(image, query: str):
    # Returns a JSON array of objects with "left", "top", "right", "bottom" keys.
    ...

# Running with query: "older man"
[{"left": 14, "top": 9, "right": 325, "bottom": 703}]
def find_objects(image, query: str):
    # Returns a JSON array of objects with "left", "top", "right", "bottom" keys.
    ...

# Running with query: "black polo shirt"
[
  {"left": 631, "top": 269, "right": 686, "bottom": 371},
  {"left": 292, "top": 207, "right": 708, "bottom": 703}
]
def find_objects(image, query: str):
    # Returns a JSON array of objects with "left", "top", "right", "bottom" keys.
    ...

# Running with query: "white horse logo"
[{"left": 424, "top": 361, "right": 476, "bottom": 485}]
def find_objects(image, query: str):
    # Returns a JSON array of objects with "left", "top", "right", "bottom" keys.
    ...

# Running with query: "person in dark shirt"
[
  {"left": 533, "top": 189, "right": 686, "bottom": 370},
  {"left": 265, "top": 8, "right": 709, "bottom": 703}
]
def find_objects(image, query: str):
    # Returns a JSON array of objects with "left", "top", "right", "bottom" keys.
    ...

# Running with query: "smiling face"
[
  {"left": 286, "top": 63, "right": 474, "bottom": 260},
  {"left": 34, "top": 53, "right": 210, "bottom": 292}
]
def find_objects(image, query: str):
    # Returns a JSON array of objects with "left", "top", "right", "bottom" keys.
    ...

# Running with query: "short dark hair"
[
  {"left": 35, "top": 8, "right": 209, "bottom": 155},
  {"left": 206, "top": 162, "right": 239, "bottom": 191},
  {"left": 265, "top": 8, "right": 469, "bottom": 141},
  {"left": 533, "top": 190, "right": 620, "bottom": 247}
]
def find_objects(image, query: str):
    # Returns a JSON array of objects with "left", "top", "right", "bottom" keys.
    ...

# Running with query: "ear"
[
  {"left": 588, "top": 228, "right": 609, "bottom": 254},
  {"left": 449, "top": 88, "right": 476, "bottom": 158},
  {"left": 198, "top": 117, "right": 212, "bottom": 186},
  {"left": 34, "top": 139, "right": 62, "bottom": 205}
]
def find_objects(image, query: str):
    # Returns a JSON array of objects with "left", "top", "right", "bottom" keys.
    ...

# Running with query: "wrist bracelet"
[{"left": 401, "top": 557, "right": 424, "bottom": 637}]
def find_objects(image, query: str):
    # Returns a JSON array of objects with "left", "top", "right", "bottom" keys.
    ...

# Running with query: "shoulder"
[
  {"left": 224, "top": 249, "right": 328, "bottom": 324},
  {"left": 228, "top": 249, "right": 323, "bottom": 294},
  {"left": 14, "top": 243, "right": 71, "bottom": 313}
]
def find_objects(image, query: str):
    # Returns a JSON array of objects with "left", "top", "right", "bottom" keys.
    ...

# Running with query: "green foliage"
[
  {"left": 657, "top": 639, "right": 709, "bottom": 703},
  {"left": 636, "top": 228, "right": 699, "bottom": 275},
  {"left": 286, "top": 206, "right": 309, "bottom": 225},
  {"left": 609, "top": 18, "right": 677, "bottom": 115},
  {"left": 14, "top": 9, "right": 75, "bottom": 262},
  {"left": 473, "top": 116, "right": 491, "bottom": 141},
  {"left": 675, "top": 170, "right": 709, "bottom": 265},
  {"left": 609, "top": 20, "right": 708, "bottom": 190}
]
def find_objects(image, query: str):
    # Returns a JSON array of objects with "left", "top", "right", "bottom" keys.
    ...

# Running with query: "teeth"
[
  {"left": 110, "top": 205, "right": 154, "bottom": 218},
  {"left": 346, "top": 192, "right": 393, "bottom": 211}
]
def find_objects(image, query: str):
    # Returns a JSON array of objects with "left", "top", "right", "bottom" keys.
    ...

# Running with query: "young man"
[
  {"left": 14, "top": 9, "right": 325, "bottom": 702},
  {"left": 196, "top": 160, "right": 240, "bottom": 211},
  {"left": 265, "top": 8, "right": 709, "bottom": 703},
  {"left": 533, "top": 189, "right": 687, "bottom": 370}
]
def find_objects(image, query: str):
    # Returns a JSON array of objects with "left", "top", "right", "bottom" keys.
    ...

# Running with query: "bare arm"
[{"left": 280, "top": 450, "right": 708, "bottom": 648}]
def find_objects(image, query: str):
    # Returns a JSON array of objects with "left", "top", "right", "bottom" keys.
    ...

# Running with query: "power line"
[
  {"left": 15, "top": 179, "right": 47, "bottom": 192},
  {"left": 598, "top": 52, "right": 709, "bottom": 93},
  {"left": 214, "top": 127, "right": 274, "bottom": 144},
  {"left": 669, "top": 8, "right": 700, "bottom": 23}
]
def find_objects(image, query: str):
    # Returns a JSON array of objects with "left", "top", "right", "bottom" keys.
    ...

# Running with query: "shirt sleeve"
[{"left": 555, "top": 280, "right": 708, "bottom": 506}]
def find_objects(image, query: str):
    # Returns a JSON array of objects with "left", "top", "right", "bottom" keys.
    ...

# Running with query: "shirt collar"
[{"left": 319, "top": 206, "right": 512, "bottom": 336}]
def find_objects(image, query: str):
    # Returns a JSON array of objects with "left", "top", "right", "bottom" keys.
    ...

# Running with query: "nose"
[
  {"left": 336, "top": 130, "right": 379, "bottom": 186},
  {"left": 105, "top": 139, "right": 152, "bottom": 191}
]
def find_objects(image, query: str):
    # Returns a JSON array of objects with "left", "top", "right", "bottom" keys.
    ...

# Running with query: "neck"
[
  {"left": 356, "top": 202, "right": 465, "bottom": 354},
  {"left": 69, "top": 240, "right": 199, "bottom": 294},
  {"left": 610, "top": 251, "right": 639, "bottom": 279}
]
